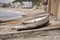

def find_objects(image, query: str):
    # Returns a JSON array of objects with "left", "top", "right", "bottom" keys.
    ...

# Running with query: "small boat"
[
  {"left": 10, "top": 13, "right": 50, "bottom": 30},
  {"left": 24, "top": 14, "right": 49, "bottom": 27}
]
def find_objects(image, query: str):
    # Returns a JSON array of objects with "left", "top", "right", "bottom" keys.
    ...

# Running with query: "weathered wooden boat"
[
  {"left": 24, "top": 14, "right": 49, "bottom": 27},
  {"left": 10, "top": 13, "right": 50, "bottom": 30}
]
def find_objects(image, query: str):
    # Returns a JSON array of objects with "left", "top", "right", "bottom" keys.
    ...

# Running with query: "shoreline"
[
  {"left": 0, "top": 8, "right": 24, "bottom": 14},
  {"left": 0, "top": 8, "right": 45, "bottom": 15}
]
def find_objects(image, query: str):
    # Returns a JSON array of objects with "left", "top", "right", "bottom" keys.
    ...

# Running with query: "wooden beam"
[
  {"left": 48, "top": 0, "right": 51, "bottom": 13},
  {"left": 57, "top": 0, "right": 60, "bottom": 21},
  {"left": 51, "top": 0, "right": 59, "bottom": 16}
]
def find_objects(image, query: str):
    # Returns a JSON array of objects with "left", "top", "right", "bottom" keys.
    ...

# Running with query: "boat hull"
[{"left": 12, "top": 14, "right": 49, "bottom": 30}]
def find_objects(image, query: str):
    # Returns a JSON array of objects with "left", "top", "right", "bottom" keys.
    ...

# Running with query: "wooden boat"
[{"left": 10, "top": 13, "right": 50, "bottom": 30}]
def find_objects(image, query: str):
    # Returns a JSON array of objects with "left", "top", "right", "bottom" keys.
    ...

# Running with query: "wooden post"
[
  {"left": 57, "top": 0, "right": 60, "bottom": 21},
  {"left": 48, "top": 0, "right": 51, "bottom": 13},
  {"left": 51, "top": 0, "right": 59, "bottom": 16}
]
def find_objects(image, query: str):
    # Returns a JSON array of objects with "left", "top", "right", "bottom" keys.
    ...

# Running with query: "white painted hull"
[
  {"left": 24, "top": 16, "right": 49, "bottom": 28},
  {"left": 11, "top": 13, "right": 50, "bottom": 29}
]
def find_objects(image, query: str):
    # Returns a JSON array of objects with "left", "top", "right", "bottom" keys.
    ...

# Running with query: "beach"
[{"left": 0, "top": 8, "right": 45, "bottom": 15}]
